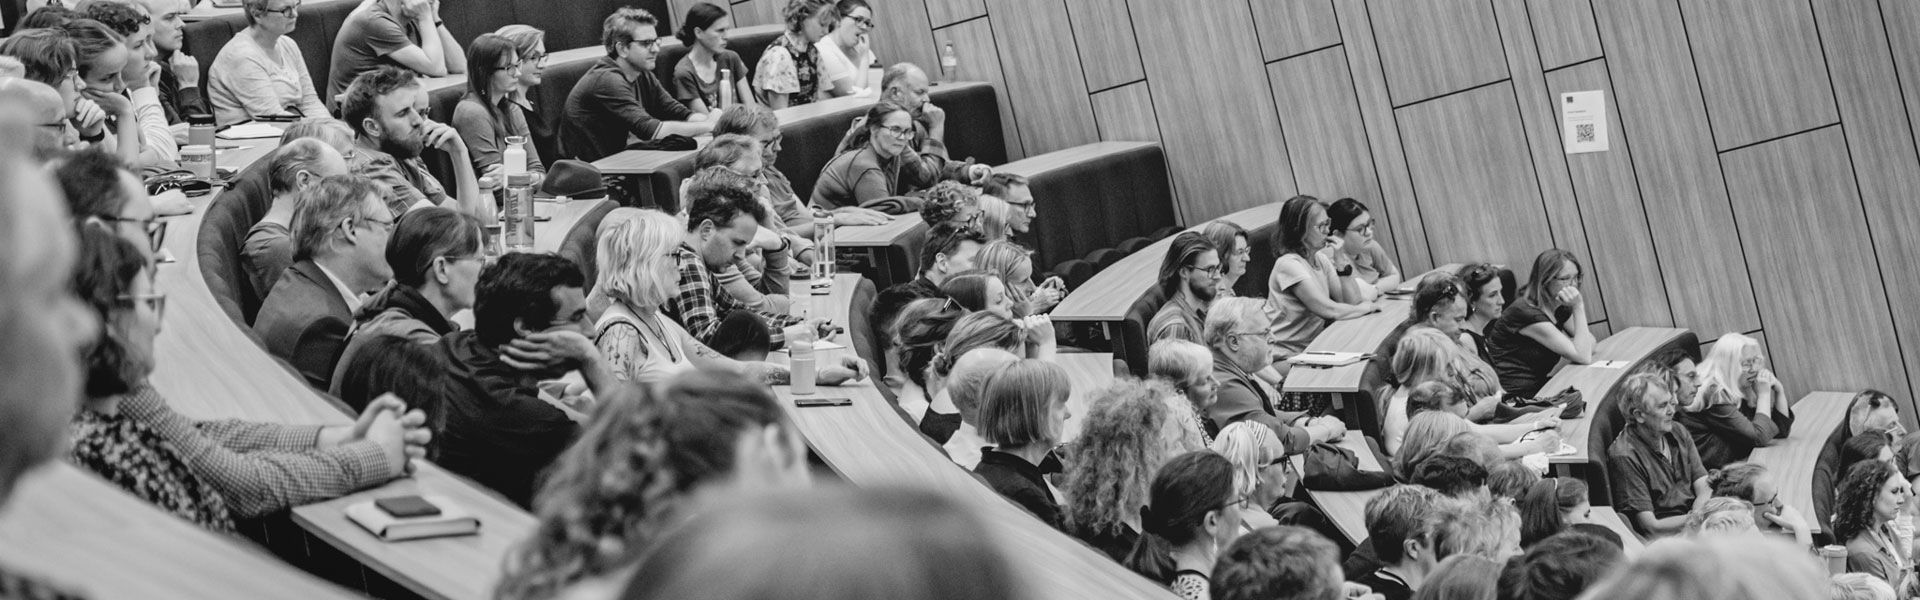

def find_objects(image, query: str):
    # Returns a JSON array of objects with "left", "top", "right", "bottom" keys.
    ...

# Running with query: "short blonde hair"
[
  {"left": 1148, "top": 338, "right": 1212, "bottom": 390},
  {"left": 1685, "top": 497, "right": 1757, "bottom": 536},
  {"left": 974, "top": 193, "right": 1012, "bottom": 242},
  {"left": 595, "top": 209, "right": 681, "bottom": 310},
  {"left": 1211, "top": 422, "right": 1286, "bottom": 499},
  {"left": 1428, "top": 498, "right": 1518, "bottom": 561},
  {"left": 978, "top": 359, "right": 1070, "bottom": 448},
  {"left": 1394, "top": 411, "right": 1474, "bottom": 480}
]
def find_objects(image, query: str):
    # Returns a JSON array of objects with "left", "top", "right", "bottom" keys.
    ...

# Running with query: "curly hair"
[
  {"left": 780, "top": 0, "right": 835, "bottom": 32},
  {"left": 1832, "top": 460, "right": 1902, "bottom": 544},
  {"left": 918, "top": 180, "right": 982, "bottom": 228},
  {"left": 494, "top": 370, "right": 796, "bottom": 600},
  {"left": 1061, "top": 379, "right": 1182, "bottom": 539}
]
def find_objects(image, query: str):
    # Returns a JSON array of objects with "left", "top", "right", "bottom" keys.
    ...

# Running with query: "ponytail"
[
  {"left": 1122, "top": 504, "right": 1178, "bottom": 583},
  {"left": 1121, "top": 451, "right": 1235, "bottom": 584}
]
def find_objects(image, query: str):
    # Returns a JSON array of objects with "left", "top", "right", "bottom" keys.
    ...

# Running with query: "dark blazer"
[{"left": 254, "top": 260, "right": 352, "bottom": 389}]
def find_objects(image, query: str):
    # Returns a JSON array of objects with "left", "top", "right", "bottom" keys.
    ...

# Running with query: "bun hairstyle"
[
  {"left": 930, "top": 312, "right": 1022, "bottom": 380},
  {"left": 1123, "top": 451, "right": 1235, "bottom": 584},
  {"left": 890, "top": 298, "right": 964, "bottom": 391},
  {"left": 675, "top": 2, "right": 729, "bottom": 47}
]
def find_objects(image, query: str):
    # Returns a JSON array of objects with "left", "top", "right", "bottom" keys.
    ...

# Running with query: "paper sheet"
[{"left": 1561, "top": 90, "right": 1610, "bottom": 154}]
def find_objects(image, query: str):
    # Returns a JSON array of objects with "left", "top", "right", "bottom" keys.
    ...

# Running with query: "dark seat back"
[
  {"left": 1008, "top": 143, "right": 1175, "bottom": 274},
  {"left": 650, "top": 24, "right": 785, "bottom": 97},
  {"left": 197, "top": 161, "right": 277, "bottom": 329},
  {"left": 444, "top": 0, "right": 666, "bottom": 54},
  {"left": 1117, "top": 284, "right": 1170, "bottom": 375},
  {"left": 535, "top": 56, "right": 601, "bottom": 159},
  {"left": 780, "top": 82, "right": 1004, "bottom": 205},
  {"left": 184, "top": 0, "right": 356, "bottom": 105},
  {"left": 556, "top": 201, "right": 619, "bottom": 285}
]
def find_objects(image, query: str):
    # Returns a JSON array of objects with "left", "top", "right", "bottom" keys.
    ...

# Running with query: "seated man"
[
  {"left": 980, "top": 172, "right": 1034, "bottom": 237},
  {"left": 138, "top": 0, "right": 206, "bottom": 124},
  {"left": 0, "top": 77, "right": 73, "bottom": 159},
  {"left": 325, "top": 0, "right": 464, "bottom": 103},
  {"left": 339, "top": 66, "right": 487, "bottom": 221},
  {"left": 1203, "top": 297, "right": 1343, "bottom": 452},
  {"left": 940, "top": 347, "right": 1020, "bottom": 470},
  {"left": 1348, "top": 485, "right": 1442, "bottom": 600},
  {"left": 561, "top": 8, "right": 713, "bottom": 162},
  {"left": 879, "top": 63, "right": 946, "bottom": 156},
  {"left": 254, "top": 175, "right": 394, "bottom": 389},
  {"left": 1608, "top": 372, "right": 1712, "bottom": 537},
  {"left": 873, "top": 221, "right": 986, "bottom": 341},
  {"left": 1148, "top": 232, "right": 1220, "bottom": 343},
  {"left": 1214, "top": 526, "right": 1349, "bottom": 600},
  {"left": 665, "top": 168, "right": 813, "bottom": 354},
  {"left": 436, "top": 252, "right": 620, "bottom": 508},
  {"left": 242, "top": 137, "right": 352, "bottom": 297}
]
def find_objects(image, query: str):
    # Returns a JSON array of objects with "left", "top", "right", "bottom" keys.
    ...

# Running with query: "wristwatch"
[{"left": 1335, "top": 264, "right": 1354, "bottom": 277}]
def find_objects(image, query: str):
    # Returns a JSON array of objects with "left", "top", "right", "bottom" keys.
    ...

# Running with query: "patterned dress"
[
  {"left": 0, "top": 565, "right": 87, "bottom": 600},
  {"left": 754, "top": 32, "right": 821, "bottom": 107},
  {"left": 69, "top": 410, "right": 237, "bottom": 534}
]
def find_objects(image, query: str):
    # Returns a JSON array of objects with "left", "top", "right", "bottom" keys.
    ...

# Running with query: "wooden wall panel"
[
  {"left": 932, "top": 19, "right": 1025, "bottom": 160},
  {"left": 1064, "top": 0, "right": 1144, "bottom": 91},
  {"left": 1493, "top": 0, "right": 1607, "bottom": 322},
  {"left": 1678, "top": 0, "right": 1837, "bottom": 151},
  {"left": 926, "top": 0, "right": 986, "bottom": 29},
  {"left": 1127, "top": 0, "right": 1293, "bottom": 222},
  {"left": 1369, "top": 0, "right": 1509, "bottom": 106},
  {"left": 1527, "top": 0, "right": 1600, "bottom": 70},
  {"left": 1333, "top": 0, "right": 1431, "bottom": 273},
  {"left": 1396, "top": 83, "right": 1555, "bottom": 271},
  {"left": 1091, "top": 81, "right": 1161, "bottom": 144},
  {"left": 982, "top": 0, "right": 1098, "bottom": 155},
  {"left": 1814, "top": 0, "right": 1920, "bottom": 405},
  {"left": 1251, "top": 0, "right": 1340, "bottom": 61},
  {"left": 869, "top": 0, "right": 938, "bottom": 78},
  {"left": 1267, "top": 47, "right": 1393, "bottom": 260},
  {"left": 1721, "top": 128, "right": 1910, "bottom": 406},
  {"left": 727, "top": 0, "right": 778, "bottom": 27},
  {"left": 1884, "top": 0, "right": 1920, "bottom": 153},
  {"left": 1591, "top": 0, "right": 1759, "bottom": 338},
  {"left": 1547, "top": 60, "right": 1675, "bottom": 327}
]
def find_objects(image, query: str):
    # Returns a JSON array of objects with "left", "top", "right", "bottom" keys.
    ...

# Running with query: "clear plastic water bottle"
[
  {"left": 812, "top": 205, "right": 835, "bottom": 283},
  {"left": 504, "top": 173, "right": 534, "bottom": 252},
  {"left": 503, "top": 135, "right": 528, "bottom": 177},
  {"left": 940, "top": 41, "right": 958, "bottom": 83},
  {"left": 718, "top": 68, "right": 734, "bottom": 109}
]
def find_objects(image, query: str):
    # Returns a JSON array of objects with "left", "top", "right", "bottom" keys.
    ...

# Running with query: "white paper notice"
[{"left": 1561, "top": 90, "right": 1609, "bottom": 154}]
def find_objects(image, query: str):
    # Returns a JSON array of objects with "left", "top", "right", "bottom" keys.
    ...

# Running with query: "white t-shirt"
[{"left": 815, "top": 36, "right": 877, "bottom": 95}]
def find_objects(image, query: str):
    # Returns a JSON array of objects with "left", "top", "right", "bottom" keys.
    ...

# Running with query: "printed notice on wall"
[{"left": 1560, "top": 90, "right": 1609, "bottom": 154}]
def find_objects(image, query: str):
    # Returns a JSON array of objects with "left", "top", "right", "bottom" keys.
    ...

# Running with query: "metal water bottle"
[
  {"left": 504, "top": 173, "right": 534, "bottom": 252},
  {"left": 718, "top": 68, "right": 734, "bottom": 109}
]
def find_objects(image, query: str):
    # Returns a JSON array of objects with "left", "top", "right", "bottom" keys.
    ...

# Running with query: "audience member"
[
  {"left": 974, "top": 358, "right": 1071, "bottom": 529},
  {"left": 453, "top": 33, "right": 546, "bottom": 184},
  {"left": 1323, "top": 198, "right": 1402, "bottom": 300},
  {"left": 754, "top": 0, "right": 835, "bottom": 109},
  {"left": 222, "top": 118, "right": 357, "bottom": 240},
  {"left": 677, "top": 161, "right": 802, "bottom": 313},
  {"left": 1609, "top": 372, "right": 1712, "bottom": 537},
  {"left": 1385, "top": 330, "right": 1559, "bottom": 457},
  {"left": 562, "top": 8, "right": 711, "bottom": 162},
  {"left": 971, "top": 192, "right": 1014, "bottom": 242},
  {"left": 1683, "top": 497, "right": 1758, "bottom": 536},
  {"left": 1211, "top": 421, "right": 1342, "bottom": 544},
  {"left": 493, "top": 25, "right": 555, "bottom": 160},
  {"left": 1834, "top": 460, "right": 1914, "bottom": 591},
  {"left": 325, "top": 0, "right": 465, "bottom": 102},
  {"left": 328, "top": 206, "right": 483, "bottom": 394},
  {"left": 1706, "top": 461, "right": 1814, "bottom": 547},
  {"left": 1845, "top": 432, "right": 1896, "bottom": 468},
  {"left": 62, "top": 19, "right": 143, "bottom": 163},
  {"left": 241, "top": 137, "right": 353, "bottom": 295},
  {"left": 1267, "top": 194, "right": 1379, "bottom": 368},
  {"left": 1151, "top": 339, "right": 1218, "bottom": 448},
  {"left": 51, "top": 149, "right": 156, "bottom": 262},
  {"left": 940, "top": 270, "right": 1013, "bottom": 318},
  {"left": 435, "top": 253, "right": 621, "bottom": 507},
  {"left": 664, "top": 168, "right": 812, "bottom": 353},
  {"left": 1409, "top": 455, "right": 1491, "bottom": 500},
  {"left": 938, "top": 347, "right": 1019, "bottom": 469},
  {"left": 1495, "top": 531, "right": 1623, "bottom": 600},
  {"left": 1395, "top": 412, "right": 1474, "bottom": 482},
  {"left": 253, "top": 175, "right": 392, "bottom": 388},
  {"left": 136, "top": 0, "right": 201, "bottom": 124},
  {"left": 1455, "top": 263, "right": 1511, "bottom": 362},
  {"left": 1427, "top": 498, "right": 1521, "bottom": 562},
  {"left": 1201, "top": 220, "right": 1252, "bottom": 297},
  {"left": 496, "top": 370, "right": 811, "bottom": 600},
  {"left": 976, "top": 240, "right": 1063, "bottom": 316},
  {"left": 1831, "top": 573, "right": 1898, "bottom": 600},
  {"left": 1578, "top": 534, "right": 1827, "bottom": 600},
  {"left": 714, "top": 104, "right": 889, "bottom": 230},
  {"left": 341, "top": 66, "right": 489, "bottom": 221},
  {"left": 671, "top": 2, "right": 755, "bottom": 116},
  {"left": 79, "top": 2, "right": 176, "bottom": 167},
  {"left": 1212, "top": 526, "right": 1353, "bottom": 600},
  {"left": 1817, "top": 390, "right": 1906, "bottom": 533},
  {"left": 207, "top": 0, "right": 327, "bottom": 124},
  {"left": 812, "top": 101, "right": 989, "bottom": 210},
  {"left": 1681, "top": 332, "right": 1793, "bottom": 469},
  {"left": 332, "top": 334, "right": 454, "bottom": 457},
  {"left": 1124, "top": 450, "right": 1238, "bottom": 600},
  {"left": 873, "top": 221, "right": 985, "bottom": 339},
  {"left": 1350, "top": 485, "right": 1443, "bottom": 600},
  {"left": 18, "top": 4, "right": 78, "bottom": 29},
  {"left": 1486, "top": 460, "right": 1538, "bottom": 502},
  {"left": 1411, "top": 555, "right": 1500, "bottom": 600},
  {"left": 1485, "top": 249, "right": 1594, "bottom": 399},
  {"left": 616, "top": 486, "right": 1022, "bottom": 600},
  {"left": 1204, "top": 297, "right": 1343, "bottom": 451},
  {"left": 980, "top": 172, "right": 1035, "bottom": 236},
  {"left": 878, "top": 62, "right": 945, "bottom": 153},
  {"left": 1063, "top": 379, "right": 1190, "bottom": 561},
  {"left": 917, "top": 178, "right": 980, "bottom": 227},
  {"left": 1517, "top": 477, "right": 1590, "bottom": 548},
  {"left": 1148, "top": 232, "right": 1221, "bottom": 343},
  {"left": 888, "top": 297, "right": 964, "bottom": 419},
  {"left": 0, "top": 77, "right": 78, "bottom": 160},
  {"left": 920, "top": 311, "right": 1054, "bottom": 441},
  {"left": 815, "top": 0, "right": 874, "bottom": 97}
]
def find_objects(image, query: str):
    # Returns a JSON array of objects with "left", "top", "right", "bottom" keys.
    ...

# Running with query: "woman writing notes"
[
  {"left": 1485, "top": 249, "right": 1595, "bottom": 400},
  {"left": 671, "top": 3, "right": 757, "bottom": 118}
]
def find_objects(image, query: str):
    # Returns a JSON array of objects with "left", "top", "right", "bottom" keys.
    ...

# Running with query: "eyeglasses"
[
  {"left": 497, "top": 60, "right": 523, "bottom": 73},
  {"left": 95, "top": 215, "right": 167, "bottom": 253},
  {"left": 119, "top": 292, "right": 168, "bottom": 318},
  {"left": 1186, "top": 264, "right": 1223, "bottom": 277},
  {"left": 353, "top": 214, "right": 395, "bottom": 232},
  {"left": 1312, "top": 222, "right": 1331, "bottom": 234},
  {"left": 628, "top": 37, "right": 663, "bottom": 51},
  {"left": 523, "top": 52, "right": 549, "bottom": 67},
  {"left": 848, "top": 15, "right": 873, "bottom": 27},
  {"left": 1550, "top": 273, "right": 1584, "bottom": 284},
  {"left": 876, "top": 124, "right": 914, "bottom": 138},
  {"left": 1343, "top": 222, "right": 1375, "bottom": 234},
  {"left": 261, "top": 3, "right": 299, "bottom": 17}
]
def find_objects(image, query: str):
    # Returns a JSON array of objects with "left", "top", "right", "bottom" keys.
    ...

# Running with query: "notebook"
[
  {"left": 1290, "top": 351, "right": 1370, "bottom": 368},
  {"left": 344, "top": 495, "right": 481, "bottom": 542}
]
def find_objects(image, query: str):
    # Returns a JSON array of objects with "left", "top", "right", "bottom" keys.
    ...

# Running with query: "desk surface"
[
  {"left": 995, "top": 141, "right": 1157, "bottom": 175},
  {"left": 1535, "top": 327, "right": 1692, "bottom": 465},
  {"left": 533, "top": 198, "right": 614, "bottom": 254},
  {"left": 1588, "top": 505, "right": 1648, "bottom": 556},
  {"left": 833, "top": 212, "right": 926, "bottom": 248},
  {"left": 0, "top": 464, "right": 360, "bottom": 600},
  {"left": 1052, "top": 202, "right": 1282, "bottom": 322},
  {"left": 1750, "top": 391, "right": 1851, "bottom": 535},
  {"left": 1291, "top": 431, "right": 1385, "bottom": 545},
  {"left": 1282, "top": 266, "right": 1457, "bottom": 394}
]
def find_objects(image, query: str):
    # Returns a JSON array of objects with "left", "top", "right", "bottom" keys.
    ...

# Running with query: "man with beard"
[
  {"left": 1148, "top": 232, "right": 1222, "bottom": 344},
  {"left": 665, "top": 167, "right": 823, "bottom": 356},
  {"left": 339, "top": 66, "right": 490, "bottom": 222},
  {"left": 562, "top": 7, "right": 712, "bottom": 162}
]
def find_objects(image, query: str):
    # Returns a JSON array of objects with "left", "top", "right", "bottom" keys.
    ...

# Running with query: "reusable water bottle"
[
  {"left": 504, "top": 173, "right": 534, "bottom": 252},
  {"left": 812, "top": 206, "right": 836, "bottom": 282},
  {"left": 789, "top": 337, "right": 817, "bottom": 394},
  {"left": 503, "top": 136, "right": 528, "bottom": 177},
  {"left": 940, "top": 41, "right": 958, "bottom": 83},
  {"left": 718, "top": 68, "right": 734, "bottom": 109}
]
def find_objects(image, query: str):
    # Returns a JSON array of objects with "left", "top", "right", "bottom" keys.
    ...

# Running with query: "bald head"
[
  {"left": 881, "top": 63, "right": 932, "bottom": 114},
  {"left": 947, "top": 347, "right": 1020, "bottom": 424},
  {"left": 0, "top": 78, "right": 66, "bottom": 123}
]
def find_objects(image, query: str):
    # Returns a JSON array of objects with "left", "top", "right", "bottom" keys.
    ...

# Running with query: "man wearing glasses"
[
  {"left": 980, "top": 172, "right": 1035, "bottom": 236},
  {"left": 255, "top": 175, "right": 396, "bottom": 390},
  {"left": 1203, "top": 297, "right": 1347, "bottom": 454},
  {"left": 0, "top": 78, "right": 75, "bottom": 158},
  {"left": 562, "top": 7, "right": 713, "bottom": 162},
  {"left": 879, "top": 63, "right": 947, "bottom": 156},
  {"left": 325, "top": 0, "right": 465, "bottom": 103},
  {"left": 1148, "top": 233, "right": 1221, "bottom": 344}
]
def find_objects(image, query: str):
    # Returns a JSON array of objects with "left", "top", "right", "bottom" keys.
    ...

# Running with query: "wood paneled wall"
[{"left": 851, "top": 0, "right": 1920, "bottom": 418}]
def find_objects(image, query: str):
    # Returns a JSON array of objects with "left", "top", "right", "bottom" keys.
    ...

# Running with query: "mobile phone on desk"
[
  {"left": 374, "top": 495, "right": 442, "bottom": 519},
  {"left": 794, "top": 397, "right": 853, "bottom": 408}
]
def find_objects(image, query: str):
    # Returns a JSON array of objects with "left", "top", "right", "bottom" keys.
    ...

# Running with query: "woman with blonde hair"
[
  {"left": 917, "top": 310, "right": 1054, "bottom": 442},
  {"left": 1395, "top": 411, "right": 1476, "bottom": 481},
  {"left": 975, "top": 359, "right": 1073, "bottom": 529},
  {"left": 1680, "top": 332, "right": 1793, "bottom": 469},
  {"left": 1061, "top": 378, "right": 1188, "bottom": 561},
  {"left": 1684, "top": 497, "right": 1759, "bottom": 536},
  {"left": 1209, "top": 421, "right": 1346, "bottom": 550},
  {"left": 1150, "top": 338, "right": 1217, "bottom": 448},
  {"left": 1384, "top": 329, "right": 1558, "bottom": 456},
  {"left": 975, "top": 240, "right": 1063, "bottom": 315},
  {"left": 496, "top": 370, "right": 812, "bottom": 600}
]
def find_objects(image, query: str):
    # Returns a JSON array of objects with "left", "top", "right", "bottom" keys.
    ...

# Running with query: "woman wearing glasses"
[
  {"left": 1323, "top": 198, "right": 1401, "bottom": 301},
  {"left": 816, "top": 0, "right": 876, "bottom": 98},
  {"left": 1266, "top": 195, "right": 1378, "bottom": 372},
  {"left": 1485, "top": 248, "right": 1595, "bottom": 399},
  {"left": 451, "top": 34, "right": 545, "bottom": 185},
  {"left": 1679, "top": 333, "right": 1793, "bottom": 469},
  {"left": 207, "top": 0, "right": 329, "bottom": 126},
  {"left": 754, "top": 0, "right": 835, "bottom": 109},
  {"left": 1123, "top": 450, "right": 1243, "bottom": 600},
  {"left": 812, "top": 101, "right": 989, "bottom": 211},
  {"left": 1200, "top": 220, "right": 1251, "bottom": 297}
]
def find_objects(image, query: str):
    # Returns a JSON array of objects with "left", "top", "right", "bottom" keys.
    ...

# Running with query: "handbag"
[{"left": 1301, "top": 442, "right": 1395, "bottom": 491}]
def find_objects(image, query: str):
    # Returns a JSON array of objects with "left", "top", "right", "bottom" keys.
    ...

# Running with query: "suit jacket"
[{"left": 254, "top": 260, "right": 353, "bottom": 389}]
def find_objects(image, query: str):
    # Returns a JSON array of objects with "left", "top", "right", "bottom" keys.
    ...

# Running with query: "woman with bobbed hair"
[
  {"left": 1517, "top": 477, "right": 1592, "bottom": 548},
  {"left": 497, "top": 369, "right": 812, "bottom": 600},
  {"left": 1486, "top": 249, "right": 1595, "bottom": 399},
  {"left": 1150, "top": 338, "right": 1218, "bottom": 447},
  {"left": 671, "top": 2, "right": 756, "bottom": 117},
  {"left": 813, "top": 101, "right": 989, "bottom": 211},
  {"left": 1210, "top": 421, "right": 1346, "bottom": 548},
  {"left": 940, "top": 270, "right": 1015, "bottom": 320},
  {"left": 453, "top": 34, "right": 545, "bottom": 185},
  {"left": 1200, "top": 220, "right": 1251, "bottom": 297},
  {"left": 1124, "top": 451, "right": 1240, "bottom": 600},
  {"left": 1062, "top": 378, "right": 1190, "bottom": 561},
  {"left": 1679, "top": 332, "right": 1793, "bottom": 469},
  {"left": 330, "top": 206, "right": 484, "bottom": 397},
  {"left": 1578, "top": 534, "right": 1828, "bottom": 600},
  {"left": 1834, "top": 460, "right": 1915, "bottom": 592},
  {"left": 1323, "top": 198, "right": 1401, "bottom": 300},
  {"left": 1266, "top": 194, "right": 1378, "bottom": 371},
  {"left": 974, "top": 359, "right": 1073, "bottom": 529},
  {"left": 754, "top": 0, "right": 836, "bottom": 109},
  {"left": 975, "top": 240, "right": 1062, "bottom": 316},
  {"left": 208, "top": 0, "right": 330, "bottom": 125},
  {"left": 1704, "top": 461, "right": 1812, "bottom": 547}
]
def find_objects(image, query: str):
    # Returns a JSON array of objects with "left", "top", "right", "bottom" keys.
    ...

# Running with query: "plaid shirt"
[
  {"left": 665, "top": 243, "right": 803, "bottom": 348},
  {"left": 116, "top": 383, "right": 401, "bottom": 518}
]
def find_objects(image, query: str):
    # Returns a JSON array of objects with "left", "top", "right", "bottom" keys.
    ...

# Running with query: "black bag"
[
  {"left": 626, "top": 134, "right": 698, "bottom": 152},
  {"left": 1301, "top": 442, "right": 1395, "bottom": 491}
]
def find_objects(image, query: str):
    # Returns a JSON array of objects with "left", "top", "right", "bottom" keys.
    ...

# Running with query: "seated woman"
[
  {"left": 975, "top": 240, "right": 1062, "bottom": 316},
  {"left": 1705, "top": 462, "right": 1813, "bottom": 548},
  {"left": 1383, "top": 330, "right": 1559, "bottom": 457},
  {"left": 671, "top": 3, "right": 757, "bottom": 118},
  {"left": 1833, "top": 460, "right": 1914, "bottom": 593},
  {"left": 66, "top": 228, "right": 424, "bottom": 533},
  {"left": 1321, "top": 198, "right": 1401, "bottom": 300},
  {"left": 492, "top": 26, "right": 556, "bottom": 162},
  {"left": 1200, "top": 220, "right": 1251, "bottom": 298},
  {"left": 974, "top": 359, "right": 1072, "bottom": 529},
  {"left": 1149, "top": 339, "right": 1218, "bottom": 449},
  {"left": 1061, "top": 379, "right": 1191, "bottom": 562},
  {"left": 494, "top": 369, "right": 812, "bottom": 600},
  {"left": 1393, "top": 411, "right": 1477, "bottom": 481},
  {"left": 889, "top": 297, "right": 966, "bottom": 423},
  {"left": 1485, "top": 249, "right": 1595, "bottom": 399},
  {"left": 1124, "top": 450, "right": 1239, "bottom": 600},
  {"left": 1210, "top": 422, "right": 1344, "bottom": 548},
  {"left": 1679, "top": 332, "right": 1793, "bottom": 469},
  {"left": 1265, "top": 195, "right": 1378, "bottom": 372},
  {"left": 1816, "top": 391, "right": 1906, "bottom": 533},
  {"left": 329, "top": 207, "right": 485, "bottom": 399},
  {"left": 64, "top": 19, "right": 144, "bottom": 164},
  {"left": 754, "top": 0, "right": 836, "bottom": 110},
  {"left": 973, "top": 192, "right": 1014, "bottom": 243},
  {"left": 811, "top": 101, "right": 989, "bottom": 212},
  {"left": 919, "top": 310, "right": 1056, "bottom": 443},
  {"left": 1456, "top": 263, "right": 1513, "bottom": 364},
  {"left": 941, "top": 270, "right": 1016, "bottom": 319},
  {"left": 207, "top": 0, "right": 331, "bottom": 125},
  {"left": 452, "top": 34, "right": 546, "bottom": 187},
  {"left": 815, "top": 0, "right": 876, "bottom": 98},
  {"left": 1517, "top": 477, "right": 1593, "bottom": 548}
]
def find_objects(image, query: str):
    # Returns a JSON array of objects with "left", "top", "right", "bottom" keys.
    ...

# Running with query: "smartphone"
[
  {"left": 794, "top": 397, "right": 853, "bottom": 408},
  {"left": 374, "top": 495, "right": 443, "bottom": 519}
]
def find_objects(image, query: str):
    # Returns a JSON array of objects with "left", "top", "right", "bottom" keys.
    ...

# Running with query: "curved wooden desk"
[
  {"left": 1052, "top": 202, "right": 1281, "bottom": 323},
  {"left": 1534, "top": 327, "right": 1694, "bottom": 466},
  {"left": 1748, "top": 391, "right": 1851, "bottom": 535}
]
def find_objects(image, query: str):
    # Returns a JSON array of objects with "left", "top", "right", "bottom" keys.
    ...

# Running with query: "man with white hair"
[
  {"left": 0, "top": 77, "right": 74, "bottom": 157},
  {"left": 1608, "top": 372, "right": 1712, "bottom": 537},
  {"left": 1204, "top": 297, "right": 1344, "bottom": 453}
]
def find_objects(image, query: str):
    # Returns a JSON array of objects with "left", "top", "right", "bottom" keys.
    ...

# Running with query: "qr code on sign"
[{"left": 1575, "top": 123, "right": 1595, "bottom": 143}]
